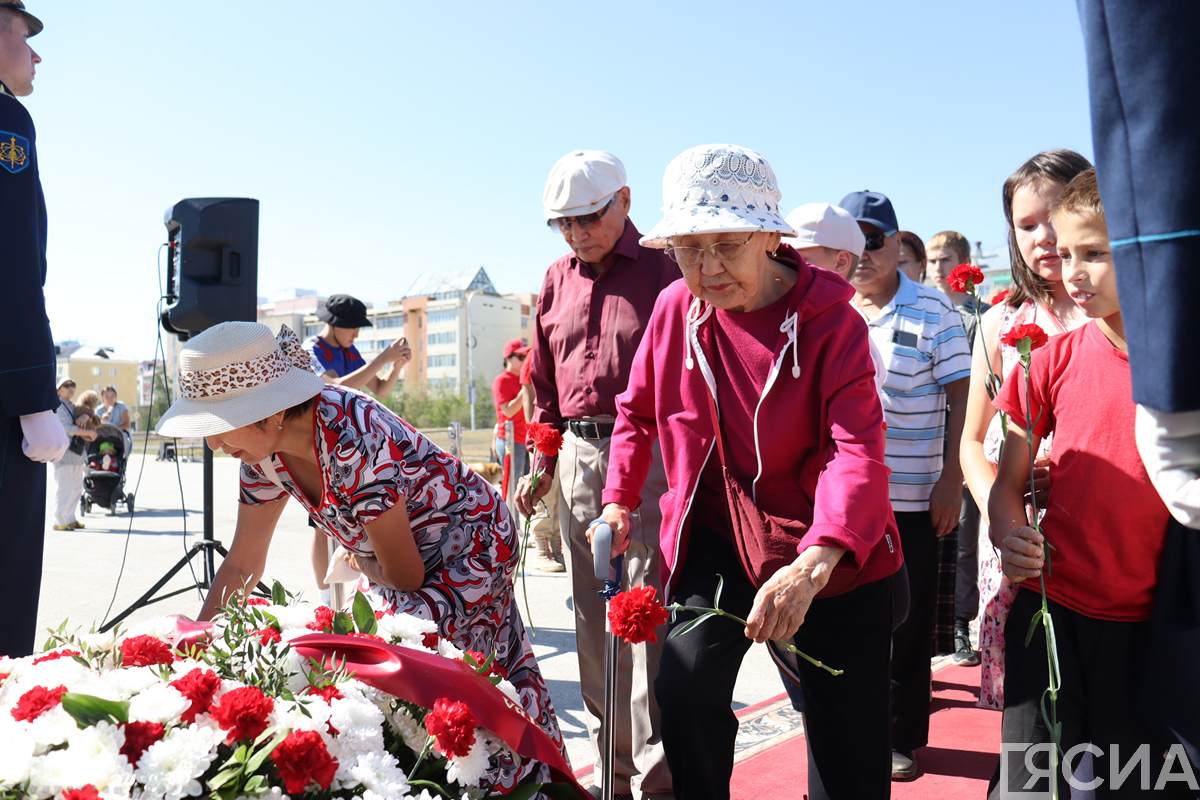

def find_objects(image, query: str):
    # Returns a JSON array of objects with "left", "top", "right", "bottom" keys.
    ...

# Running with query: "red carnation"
[
  {"left": 169, "top": 667, "right": 221, "bottom": 724},
  {"left": 256, "top": 627, "right": 281, "bottom": 645},
  {"left": 32, "top": 648, "right": 81, "bottom": 665},
  {"left": 608, "top": 586, "right": 669, "bottom": 644},
  {"left": 304, "top": 683, "right": 343, "bottom": 703},
  {"left": 120, "top": 635, "right": 175, "bottom": 667},
  {"left": 990, "top": 288, "right": 1010, "bottom": 305},
  {"left": 11, "top": 684, "right": 68, "bottom": 722},
  {"left": 119, "top": 720, "right": 165, "bottom": 766},
  {"left": 209, "top": 685, "right": 274, "bottom": 743},
  {"left": 244, "top": 597, "right": 270, "bottom": 606},
  {"left": 423, "top": 698, "right": 477, "bottom": 758},
  {"left": 1000, "top": 322, "right": 1049, "bottom": 353},
  {"left": 421, "top": 632, "right": 440, "bottom": 650},
  {"left": 307, "top": 606, "right": 335, "bottom": 633},
  {"left": 0, "top": 672, "right": 8, "bottom": 686},
  {"left": 526, "top": 422, "right": 563, "bottom": 458},
  {"left": 61, "top": 787, "right": 102, "bottom": 800},
  {"left": 374, "top": 609, "right": 386, "bottom": 620},
  {"left": 947, "top": 263, "right": 985, "bottom": 294},
  {"left": 272, "top": 730, "right": 338, "bottom": 794}
]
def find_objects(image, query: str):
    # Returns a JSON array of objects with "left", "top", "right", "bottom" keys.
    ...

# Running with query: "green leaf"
[
  {"left": 713, "top": 574, "right": 725, "bottom": 612},
  {"left": 332, "top": 611, "right": 355, "bottom": 636},
  {"left": 206, "top": 766, "right": 242, "bottom": 791},
  {"left": 271, "top": 580, "right": 287, "bottom": 607},
  {"left": 60, "top": 692, "right": 129, "bottom": 728},
  {"left": 1024, "top": 608, "right": 1043, "bottom": 647},
  {"left": 353, "top": 591, "right": 379, "bottom": 634},
  {"left": 246, "top": 729, "right": 288, "bottom": 773},
  {"left": 505, "top": 778, "right": 546, "bottom": 800},
  {"left": 668, "top": 611, "right": 717, "bottom": 640}
]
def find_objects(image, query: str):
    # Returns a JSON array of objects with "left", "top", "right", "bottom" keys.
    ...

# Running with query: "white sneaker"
[{"left": 532, "top": 554, "right": 565, "bottom": 573}]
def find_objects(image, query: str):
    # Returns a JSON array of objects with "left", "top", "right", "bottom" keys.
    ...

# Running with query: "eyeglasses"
[
  {"left": 863, "top": 231, "right": 887, "bottom": 251},
  {"left": 666, "top": 234, "right": 755, "bottom": 267},
  {"left": 549, "top": 196, "right": 617, "bottom": 232}
]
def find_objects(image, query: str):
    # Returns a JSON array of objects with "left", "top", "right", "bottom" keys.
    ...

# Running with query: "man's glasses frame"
[
  {"left": 863, "top": 231, "right": 888, "bottom": 251},
  {"left": 548, "top": 195, "right": 618, "bottom": 232}
]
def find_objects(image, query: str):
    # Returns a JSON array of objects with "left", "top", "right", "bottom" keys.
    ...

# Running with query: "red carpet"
[{"left": 728, "top": 664, "right": 1000, "bottom": 799}]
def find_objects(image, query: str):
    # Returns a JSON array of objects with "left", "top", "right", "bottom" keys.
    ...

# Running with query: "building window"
[
  {"left": 305, "top": 323, "right": 322, "bottom": 337},
  {"left": 428, "top": 331, "right": 457, "bottom": 345},
  {"left": 520, "top": 316, "right": 529, "bottom": 329},
  {"left": 92, "top": 367, "right": 101, "bottom": 376},
  {"left": 427, "top": 354, "right": 457, "bottom": 368},
  {"left": 427, "top": 309, "right": 459, "bottom": 325},
  {"left": 376, "top": 315, "right": 405, "bottom": 329}
]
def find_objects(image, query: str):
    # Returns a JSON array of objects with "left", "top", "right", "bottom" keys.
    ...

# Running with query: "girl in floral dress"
[
  {"left": 959, "top": 150, "right": 1091, "bottom": 710},
  {"left": 156, "top": 322, "right": 565, "bottom": 781}
]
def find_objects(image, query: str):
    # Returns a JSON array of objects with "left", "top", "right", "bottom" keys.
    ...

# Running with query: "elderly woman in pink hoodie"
[{"left": 592, "top": 145, "right": 903, "bottom": 800}]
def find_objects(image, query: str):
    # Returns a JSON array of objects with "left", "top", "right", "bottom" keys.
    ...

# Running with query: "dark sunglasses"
[
  {"left": 863, "top": 231, "right": 887, "bottom": 251},
  {"left": 548, "top": 196, "right": 617, "bottom": 232}
]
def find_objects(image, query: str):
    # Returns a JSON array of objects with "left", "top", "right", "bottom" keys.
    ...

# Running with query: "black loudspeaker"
[{"left": 161, "top": 197, "right": 260, "bottom": 340}]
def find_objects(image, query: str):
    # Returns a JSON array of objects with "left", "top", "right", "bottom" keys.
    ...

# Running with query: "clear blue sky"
[{"left": 32, "top": 1, "right": 1094, "bottom": 359}]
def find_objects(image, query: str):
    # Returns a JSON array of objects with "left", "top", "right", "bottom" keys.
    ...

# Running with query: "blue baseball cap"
[{"left": 838, "top": 190, "right": 898, "bottom": 236}]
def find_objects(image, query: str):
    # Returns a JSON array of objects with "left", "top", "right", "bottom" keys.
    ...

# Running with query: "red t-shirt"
[
  {"left": 492, "top": 371, "right": 527, "bottom": 443},
  {"left": 690, "top": 291, "right": 793, "bottom": 539},
  {"left": 994, "top": 322, "right": 1169, "bottom": 621},
  {"left": 519, "top": 351, "right": 533, "bottom": 387}
]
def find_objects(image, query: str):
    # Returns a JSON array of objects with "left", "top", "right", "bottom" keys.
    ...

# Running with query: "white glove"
[
  {"left": 20, "top": 410, "right": 70, "bottom": 463},
  {"left": 1135, "top": 404, "right": 1200, "bottom": 530}
]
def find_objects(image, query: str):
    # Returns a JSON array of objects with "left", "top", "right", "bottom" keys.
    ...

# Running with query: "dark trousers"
[
  {"left": 0, "top": 416, "right": 48, "bottom": 657},
  {"left": 656, "top": 532, "right": 894, "bottom": 800},
  {"left": 891, "top": 510, "right": 938, "bottom": 752},
  {"left": 955, "top": 487, "right": 981, "bottom": 623},
  {"left": 993, "top": 589, "right": 1194, "bottom": 799}
]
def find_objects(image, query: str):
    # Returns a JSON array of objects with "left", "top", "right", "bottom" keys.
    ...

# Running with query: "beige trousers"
[
  {"left": 557, "top": 430, "right": 672, "bottom": 798},
  {"left": 529, "top": 471, "right": 563, "bottom": 560}
]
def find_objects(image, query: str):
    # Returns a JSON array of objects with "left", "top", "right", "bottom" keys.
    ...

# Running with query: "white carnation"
[
  {"left": 327, "top": 695, "right": 385, "bottom": 772},
  {"left": 496, "top": 679, "right": 521, "bottom": 707},
  {"left": 0, "top": 718, "right": 34, "bottom": 784},
  {"left": 347, "top": 750, "right": 410, "bottom": 798},
  {"left": 134, "top": 724, "right": 223, "bottom": 800},
  {"left": 123, "top": 616, "right": 179, "bottom": 641},
  {"left": 107, "top": 665, "right": 163, "bottom": 699},
  {"left": 78, "top": 629, "right": 121, "bottom": 652},
  {"left": 386, "top": 705, "right": 430, "bottom": 754},
  {"left": 23, "top": 655, "right": 88, "bottom": 688},
  {"left": 437, "top": 639, "right": 464, "bottom": 660},
  {"left": 269, "top": 605, "right": 316, "bottom": 632},
  {"left": 445, "top": 735, "right": 491, "bottom": 787},
  {"left": 375, "top": 612, "right": 437, "bottom": 646},
  {"left": 27, "top": 721, "right": 133, "bottom": 797},
  {"left": 272, "top": 696, "right": 330, "bottom": 734},
  {"left": 129, "top": 684, "right": 190, "bottom": 725},
  {"left": 29, "top": 705, "right": 78, "bottom": 753}
]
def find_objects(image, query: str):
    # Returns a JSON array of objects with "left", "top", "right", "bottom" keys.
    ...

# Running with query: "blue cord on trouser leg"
[{"left": 590, "top": 520, "right": 624, "bottom": 800}]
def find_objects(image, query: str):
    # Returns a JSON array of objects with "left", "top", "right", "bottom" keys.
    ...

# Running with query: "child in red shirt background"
[{"left": 989, "top": 170, "right": 1185, "bottom": 796}]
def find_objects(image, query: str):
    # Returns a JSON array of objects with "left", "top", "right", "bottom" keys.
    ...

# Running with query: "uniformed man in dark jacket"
[{"left": 0, "top": 1, "right": 68, "bottom": 657}]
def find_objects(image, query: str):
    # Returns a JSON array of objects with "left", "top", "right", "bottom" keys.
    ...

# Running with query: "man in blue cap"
[
  {"left": 0, "top": 0, "right": 68, "bottom": 657},
  {"left": 839, "top": 190, "right": 971, "bottom": 780}
]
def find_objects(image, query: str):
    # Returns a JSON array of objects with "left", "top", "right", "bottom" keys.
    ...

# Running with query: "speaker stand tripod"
[{"left": 101, "top": 443, "right": 268, "bottom": 632}]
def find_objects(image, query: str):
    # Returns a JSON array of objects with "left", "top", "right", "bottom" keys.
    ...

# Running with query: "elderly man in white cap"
[{"left": 516, "top": 150, "right": 678, "bottom": 800}]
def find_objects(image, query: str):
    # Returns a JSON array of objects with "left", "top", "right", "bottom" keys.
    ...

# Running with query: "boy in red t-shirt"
[{"left": 989, "top": 170, "right": 1182, "bottom": 795}]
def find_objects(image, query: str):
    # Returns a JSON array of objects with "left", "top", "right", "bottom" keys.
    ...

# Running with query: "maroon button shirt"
[{"left": 530, "top": 220, "right": 680, "bottom": 457}]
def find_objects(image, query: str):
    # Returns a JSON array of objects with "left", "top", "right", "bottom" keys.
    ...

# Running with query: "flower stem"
[
  {"left": 669, "top": 603, "right": 844, "bottom": 677},
  {"left": 518, "top": 468, "right": 541, "bottom": 632},
  {"left": 408, "top": 736, "right": 434, "bottom": 781},
  {"left": 1022, "top": 360, "right": 1061, "bottom": 799}
]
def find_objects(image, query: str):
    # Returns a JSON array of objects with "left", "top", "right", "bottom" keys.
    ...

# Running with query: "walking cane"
[{"left": 590, "top": 520, "right": 623, "bottom": 800}]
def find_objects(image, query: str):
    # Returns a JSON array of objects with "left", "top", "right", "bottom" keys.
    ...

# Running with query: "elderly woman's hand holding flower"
[{"left": 744, "top": 545, "right": 846, "bottom": 643}]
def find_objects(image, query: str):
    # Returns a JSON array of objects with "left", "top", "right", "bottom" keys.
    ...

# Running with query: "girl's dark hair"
[
  {"left": 898, "top": 231, "right": 927, "bottom": 282},
  {"left": 1002, "top": 149, "right": 1093, "bottom": 307}
]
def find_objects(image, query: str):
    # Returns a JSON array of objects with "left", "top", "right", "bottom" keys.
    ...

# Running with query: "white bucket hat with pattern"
[
  {"left": 156, "top": 322, "right": 325, "bottom": 438},
  {"left": 640, "top": 144, "right": 796, "bottom": 249}
]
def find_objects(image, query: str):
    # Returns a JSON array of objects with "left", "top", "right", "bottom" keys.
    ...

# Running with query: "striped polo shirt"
[{"left": 865, "top": 273, "right": 972, "bottom": 511}]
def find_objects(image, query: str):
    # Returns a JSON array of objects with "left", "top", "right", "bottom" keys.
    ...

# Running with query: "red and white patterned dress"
[{"left": 239, "top": 386, "right": 564, "bottom": 760}]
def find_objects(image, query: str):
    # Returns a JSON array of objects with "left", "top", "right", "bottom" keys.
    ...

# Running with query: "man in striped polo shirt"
[{"left": 840, "top": 191, "right": 971, "bottom": 781}]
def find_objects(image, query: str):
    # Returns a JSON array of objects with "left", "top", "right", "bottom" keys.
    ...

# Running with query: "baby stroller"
[{"left": 81, "top": 424, "right": 135, "bottom": 516}]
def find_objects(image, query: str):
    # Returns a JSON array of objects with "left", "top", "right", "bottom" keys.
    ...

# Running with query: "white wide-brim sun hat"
[
  {"left": 640, "top": 144, "right": 797, "bottom": 249},
  {"left": 156, "top": 321, "right": 326, "bottom": 439}
]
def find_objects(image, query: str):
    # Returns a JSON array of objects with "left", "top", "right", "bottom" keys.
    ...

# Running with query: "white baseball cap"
[
  {"left": 785, "top": 202, "right": 867, "bottom": 258},
  {"left": 542, "top": 150, "right": 627, "bottom": 222}
]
